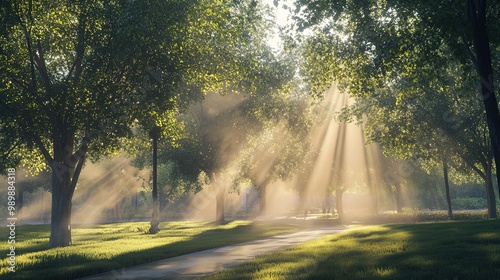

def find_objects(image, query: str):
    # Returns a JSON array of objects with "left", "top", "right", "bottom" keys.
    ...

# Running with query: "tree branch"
[
  {"left": 462, "top": 156, "right": 486, "bottom": 180},
  {"left": 32, "top": 135, "right": 54, "bottom": 165},
  {"left": 69, "top": 153, "right": 85, "bottom": 198},
  {"left": 66, "top": 133, "right": 90, "bottom": 169},
  {"left": 13, "top": 3, "right": 54, "bottom": 121},
  {"left": 2, "top": 139, "right": 23, "bottom": 160},
  {"left": 5, "top": 73, "right": 30, "bottom": 92},
  {"left": 67, "top": 3, "right": 86, "bottom": 84},
  {"left": 462, "top": 37, "right": 479, "bottom": 71},
  {"left": 15, "top": 6, "right": 37, "bottom": 94},
  {"left": 34, "top": 41, "right": 52, "bottom": 91}
]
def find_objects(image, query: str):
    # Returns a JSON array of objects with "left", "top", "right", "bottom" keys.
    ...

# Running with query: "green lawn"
[
  {"left": 0, "top": 220, "right": 301, "bottom": 280},
  {"left": 204, "top": 220, "right": 500, "bottom": 280}
]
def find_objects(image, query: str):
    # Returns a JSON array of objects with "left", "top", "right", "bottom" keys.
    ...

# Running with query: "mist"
[{"left": 11, "top": 86, "right": 477, "bottom": 224}]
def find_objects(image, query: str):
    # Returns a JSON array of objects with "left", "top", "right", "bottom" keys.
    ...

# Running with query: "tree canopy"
[{"left": 0, "top": 0, "right": 281, "bottom": 246}]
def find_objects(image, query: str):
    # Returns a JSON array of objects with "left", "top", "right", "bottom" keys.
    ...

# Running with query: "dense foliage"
[
  {"left": 0, "top": 0, "right": 281, "bottom": 246},
  {"left": 292, "top": 0, "right": 500, "bottom": 217}
]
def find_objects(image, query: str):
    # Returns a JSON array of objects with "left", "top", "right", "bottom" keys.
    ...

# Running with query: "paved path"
[{"left": 80, "top": 226, "right": 346, "bottom": 280}]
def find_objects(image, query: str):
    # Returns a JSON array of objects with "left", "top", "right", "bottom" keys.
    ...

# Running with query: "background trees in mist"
[
  {"left": 293, "top": 0, "right": 500, "bottom": 217},
  {"left": 132, "top": 56, "right": 313, "bottom": 222}
]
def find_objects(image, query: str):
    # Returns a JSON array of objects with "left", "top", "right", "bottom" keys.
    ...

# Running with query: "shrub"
[{"left": 451, "top": 197, "right": 487, "bottom": 210}]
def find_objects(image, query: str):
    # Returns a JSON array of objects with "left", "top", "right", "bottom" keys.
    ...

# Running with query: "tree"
[
  {"left": 129, "top": 1, "right": 293, "bottom": 223},
  {"left": 233, "top": 86, "right": 314, "bottom": 215},
  {"left": 159, "top": 93, "right": 255, "bottom": 223},
  {"left": 288, "top": 0, "right": 500, "bottom": 217},
  {"left": 0, "top": 0, "right": 273, "bottom": 247},
  {"left": 292, "top": 0, "right": 500, "bottom": 201},
  {"left": 148, "top": 126, "right": 161, "bottom": 234},
  {"left": 468, "top": 0, "right": 500, "bottom": 201},
  {"left": 338, "top": 52, "right": 497, "bottom": 217}
]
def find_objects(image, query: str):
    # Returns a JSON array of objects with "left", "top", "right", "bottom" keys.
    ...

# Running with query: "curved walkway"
[{"left": 80, "top": 226, "right": 346, "bottom": 280}]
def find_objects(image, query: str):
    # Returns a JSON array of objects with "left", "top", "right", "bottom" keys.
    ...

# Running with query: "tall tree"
[
  {"left": 292, "top": 0, "right": 500, "bottom": 200},
  {"left": 467, "top": 0, "right": 500, "bottom": 201},
  {"left": 0, "top": 0, "right": 273, "bottom": 247},
  {"left": 132, "top": 1, "right": 301, "bottom": 223},
  {"left": 234, "top": 83, "right": 314, "bottom": 215},
  {"left": 336, "top": 51, "right": 496, "bottom": 217}
]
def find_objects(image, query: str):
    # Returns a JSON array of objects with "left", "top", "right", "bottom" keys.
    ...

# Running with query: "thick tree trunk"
[
  {"left": 48, "top": 131, "right": 87, "bottom": 247},
  {"left": 485, "top": 158, "right": 497, "bottom": 218},
  {"left": 443, "top": 159, "right": 453, "bottom": 219},
  {"left": 215, "top": 184, "right": 225, "bottom": 224},
  {"left": 50, "top": 170, "right": 73, "bottom": 247},
  {"left": 469, "top": 0, "right": 500, "bottom": 200}
]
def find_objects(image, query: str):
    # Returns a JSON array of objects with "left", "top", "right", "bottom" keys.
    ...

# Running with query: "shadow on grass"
[
  {"left": 308, "top": 220, "right": 500, "bottom": 280},
  {"left": 204, "top": 220, "right": 500, "bottom": 280},
  {"left": 7, "top": 221, "right": 296, "bottom": 280}
]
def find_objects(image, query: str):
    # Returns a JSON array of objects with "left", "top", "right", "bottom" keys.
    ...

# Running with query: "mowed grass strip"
[
  {"left": 0, "top": 220, "right": 300, "bottom": 280},
  {"left": 204, "top": 220, "right": 500, "bottom": 280}
]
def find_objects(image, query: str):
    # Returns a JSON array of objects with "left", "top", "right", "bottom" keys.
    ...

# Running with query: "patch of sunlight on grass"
[
  {"left": 254, "top": 259, "right": 317, "bottom": 280},
  {"left": 218, "top": 220, "right": 253, "bottom": 229},
  {"left": 475, "top": 232, "right": 500, "bottom": 241},
  {"left": 375, "top": 266, "right": 395, "bottom": 277},
  {"left": 206, "top": 220, "right": 500, "bottom": 280},
  {"left": 0, "top": 220, "right": 300, "bottom": 279}
]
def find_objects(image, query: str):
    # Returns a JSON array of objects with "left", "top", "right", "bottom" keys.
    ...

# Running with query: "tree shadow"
[
  {"left": 13, "top": 221, "right": 290, "bottom": 279},
  {"left": 309, "top": 220, "right": 500, "bottom": 279}
]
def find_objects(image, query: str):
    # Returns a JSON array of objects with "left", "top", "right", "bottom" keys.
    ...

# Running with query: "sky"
[{"left": 262, "top": 0, "right": 293, "bottom": 52}]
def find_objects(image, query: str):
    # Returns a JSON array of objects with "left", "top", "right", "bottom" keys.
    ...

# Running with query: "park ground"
[{"left": 0, "top": 212, "right": 499, "bottom": 280}]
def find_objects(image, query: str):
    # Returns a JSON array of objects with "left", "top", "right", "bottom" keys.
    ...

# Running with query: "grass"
[
  {"left": 0, "top": 220, "right": 301, "bottom": 280},
  {"left": 204, "top": 219, "right": 500, "bottom": 280},
  {"left": 333, "top": 209, "right": 496, "bottom": 224}
]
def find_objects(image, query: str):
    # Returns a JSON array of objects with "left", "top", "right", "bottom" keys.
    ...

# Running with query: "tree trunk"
[
  {"left": 395, "top": 184, "right": 403, "bottom": 213},
  {"left": 485, "top": 158, "right": 497, "bottom": 218},
  {"left": 259, "top": 184, "right": 267, "bottom": 215},
  {"left": 443, "top": 159, "right": 453, "bottom": 219},
  {"left": 149, "top": 127, "right": 160, "bottom": 234},
  {"left": 114, "top": 197, "right": 126, "bottom": 221},
  {"left": 336, "top": 187, "right": 344, "bottom": 216},
  {"left": 215, "top": 184, "right": 225, "bottom": 224},
  {"left": 48, "top": 132, "right": 87, "bottom": 247},
  {"left": 17, "top": 188, "right": 24, "bottom": 222},
  {"left": 49, "top": 170, "right": 73, "bottom": 247},
  {"left": 371, "top": 183, "right": 379, "bottom": 215},
  {"left": 469, "top": 0, "right": 500, "bottom": 200}
]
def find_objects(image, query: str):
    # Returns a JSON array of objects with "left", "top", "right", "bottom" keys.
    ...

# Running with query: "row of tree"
[
  {"left": 2, "top": 0, "right": 500, "bottom": 248},
  {"left": 293, "top": 0, "right": 500, "bottom": 218},
  {"left": 0, "top": 0, "right": 296, "bottom": 247}
]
